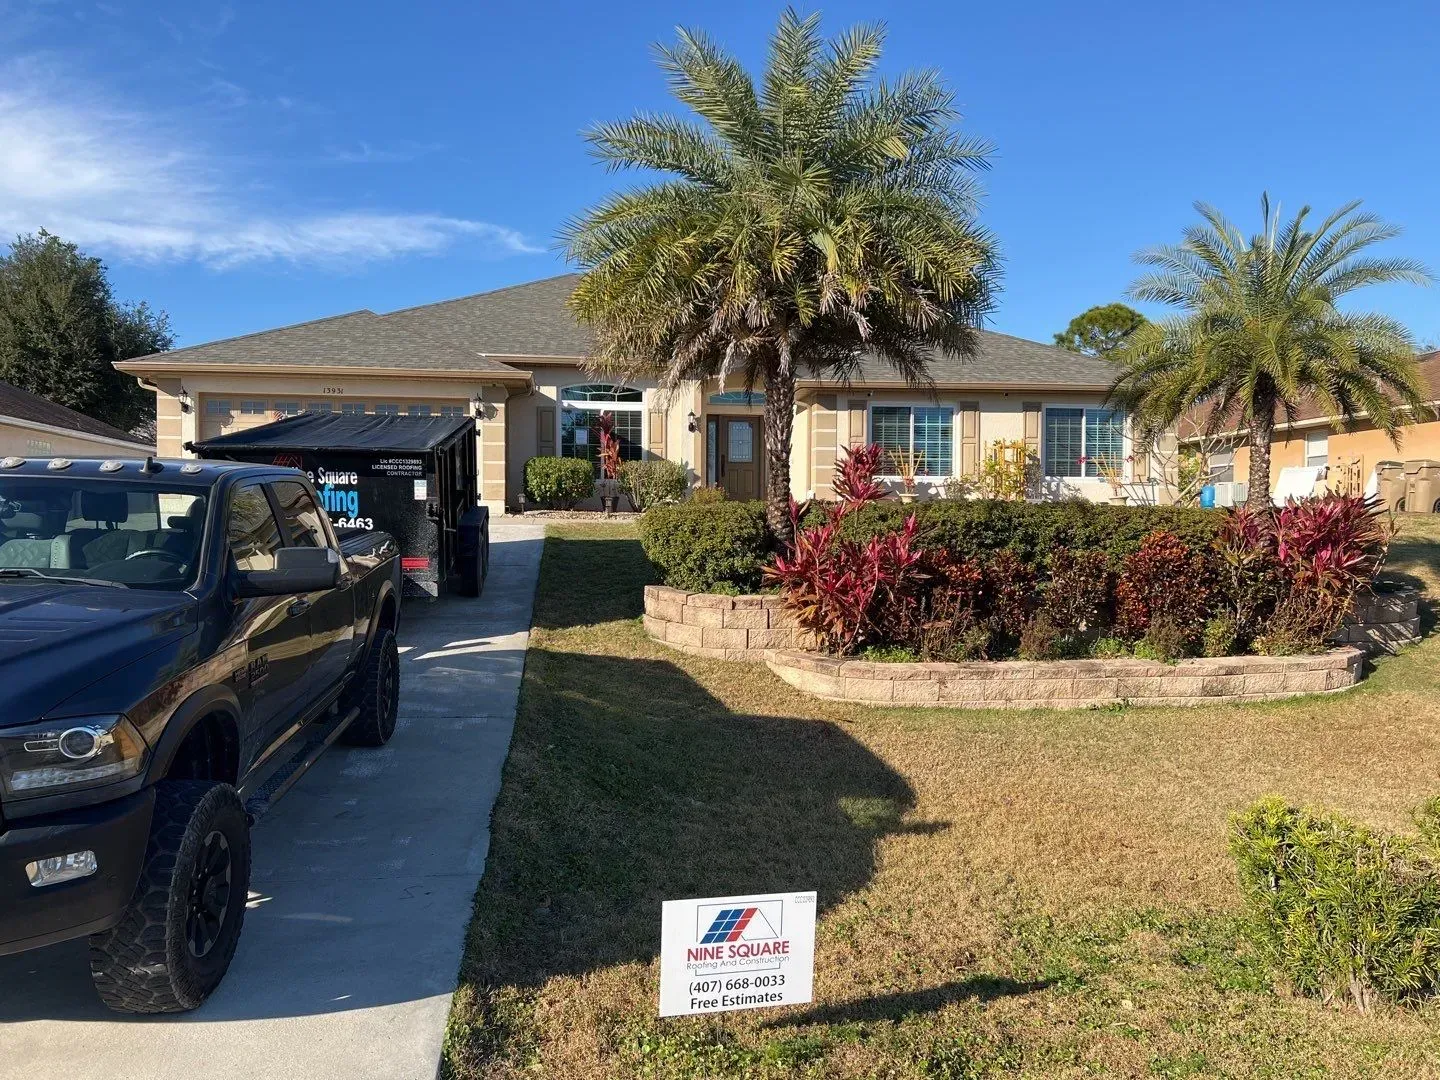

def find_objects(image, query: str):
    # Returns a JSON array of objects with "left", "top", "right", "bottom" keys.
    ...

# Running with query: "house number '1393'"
[{"left": 322, "top": 387, "right": 344, "bottom": 394}]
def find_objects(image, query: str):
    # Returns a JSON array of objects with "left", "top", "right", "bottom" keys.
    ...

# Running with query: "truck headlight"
[{"left": 0, "top": 715, "right": 148, "bottom": 799}]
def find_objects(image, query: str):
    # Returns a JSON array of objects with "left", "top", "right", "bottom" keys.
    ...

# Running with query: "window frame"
[
  {"left": 867, "top": 402, "right": 955, "bottom": 480},
  {"left": 557, "top": 384, "right": 646, "bottom": 464},
  {"left": 1041, "top": 405, "right": 1131, "bottom": 481},
  {"left": 1304, "top": 429, "right": 1329, "bottom": 469}
]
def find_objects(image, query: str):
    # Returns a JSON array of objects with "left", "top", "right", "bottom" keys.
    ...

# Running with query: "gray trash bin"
[
  {"left": 1373, "top": 459, "right": 1406, "bottom": 512},
  {"left": 1402, "top": 459, "right": 1440, "bottom": 514}
]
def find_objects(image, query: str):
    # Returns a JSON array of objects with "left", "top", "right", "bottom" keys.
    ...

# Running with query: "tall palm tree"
[
  {"left": 1109, "top": 196, "right": 1432, "bottom": 509},
  {"left": 563, "top": 9, "right": 999, "bottom": 541}
]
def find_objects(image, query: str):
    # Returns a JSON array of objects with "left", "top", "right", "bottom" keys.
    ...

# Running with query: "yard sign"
[{"left": 658, "top": 891, "right": 816, "bottom": 1017}]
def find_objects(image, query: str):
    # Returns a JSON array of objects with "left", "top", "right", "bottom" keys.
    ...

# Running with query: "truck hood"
[{"left": 0, "top": 583, "right": 197, "bottom": 725}]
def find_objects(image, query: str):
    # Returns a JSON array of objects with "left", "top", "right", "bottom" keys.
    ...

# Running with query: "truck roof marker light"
[
  {"left": 99, "top": 460, "right": 125, "bottom": 472},
  {"left": 47, "top": 458, "right": 73, "bottom": 470},
  {"left": 181, "top": 463, "right": 203, "bottom": 475},
  {"left": 0, "top": 456, "right": 22, "bottom": 469}
]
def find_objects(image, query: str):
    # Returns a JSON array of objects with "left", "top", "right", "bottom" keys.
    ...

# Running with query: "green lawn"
[{"left": 444, "top": 519, "right": 1440, "bottom": 1080}]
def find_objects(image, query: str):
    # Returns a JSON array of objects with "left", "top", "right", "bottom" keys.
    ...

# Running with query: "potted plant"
[
  {"left": 887, "top": 448, "right": 924, "bottom": 503},
  {"left": 1083, "top": 454, "right": 1133, "bottom": 505},
  {"left": 597, "top": 411, "right": 623, "bottom": 514}
]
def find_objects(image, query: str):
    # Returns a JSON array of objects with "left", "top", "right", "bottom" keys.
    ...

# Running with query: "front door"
[{"left": 714, "top": 417, "right": 762, "bottom": 500}]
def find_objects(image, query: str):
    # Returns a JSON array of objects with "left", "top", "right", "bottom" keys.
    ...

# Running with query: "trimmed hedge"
[
  {"left": 1231, "top": 796, "right": 1440, "bottom": 1012},
  {"left": 821, "top": 499, "right": 1223, "bottom": 568},
  {"left": 619, "top": 458, "right": 689, "bottom": 511},
  {"left": 639, "top": 500, "right": 769, "bottom": 593},
  {"left": 525, "top": 456, "right": 595, "bottom": 509}
]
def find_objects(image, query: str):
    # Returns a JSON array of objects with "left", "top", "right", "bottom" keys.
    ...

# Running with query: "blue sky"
[{"left": 2, "top": 0, "right": 1437, "bottom": 349}]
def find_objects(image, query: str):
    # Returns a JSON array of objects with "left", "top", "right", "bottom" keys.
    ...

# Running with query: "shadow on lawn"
[
  {"left": 459, "top": 644, "right": 921, "bottom": 992},
  {"left": 769, "top": 976, "right": 1054, "bottom": 1027}
]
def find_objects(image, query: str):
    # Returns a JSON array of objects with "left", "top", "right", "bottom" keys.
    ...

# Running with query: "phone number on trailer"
[{"left": 688, "top": 974, "right": 786, "bottom": 995}]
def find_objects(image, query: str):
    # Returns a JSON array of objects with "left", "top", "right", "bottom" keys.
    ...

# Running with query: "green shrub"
[
  {"left": 859, "top": 644, "right": 921, "bottom": 663},
  {"left": 1135, "top": 615, "right": 1195, "bottom": 661},
  {"left": 1018, "top": 613, "right": 1064, "bottom": 660},
  {"left": 689, "top": 486, "right": 727, "bottom": 504},
  {"left": 1230, "top": 796, "right": 1440, "bottom": 1012},
  {"left": 826, "top": 499, "right": 1221, "bottom": 569},
  {"left": 525, "top": 456, "right": 594, "bottom": 508},
  {"left": 639, "top": 500, "right": 769, "bottom": 593},
  {"left": 618, "top": 459, "right": 689, "bottom": 512},
  {"left": 1089, "top": 635, "right": 1130, "bottom": 659},
  {"left": 1202, "top": 614, "right": 1240, "bottom": 658}
]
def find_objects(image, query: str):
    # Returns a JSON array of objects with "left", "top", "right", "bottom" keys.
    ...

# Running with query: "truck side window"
[
  {"left": 271, "top": 481, "right": 329, "bottom": 549},
  {"left": 228, "top": 485, "right": 283, "bottom": 572}
]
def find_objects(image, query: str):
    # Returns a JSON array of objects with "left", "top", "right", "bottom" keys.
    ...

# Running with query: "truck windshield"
[{"left": 0, "top": 478, "right": 208, "bottom": 590}]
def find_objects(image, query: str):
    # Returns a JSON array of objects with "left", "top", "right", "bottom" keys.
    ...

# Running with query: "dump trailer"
[{"left": 192, "top": 413, "right": 488, "bottom": 598}]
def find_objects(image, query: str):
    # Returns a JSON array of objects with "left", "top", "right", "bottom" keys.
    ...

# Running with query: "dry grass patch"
[{"left": 444, "top": 521, "right": 1440, "bottom": 1080}]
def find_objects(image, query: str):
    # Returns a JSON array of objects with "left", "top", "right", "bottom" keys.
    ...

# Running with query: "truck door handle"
[{"left": 287, "top": 598, "right": 311, "bottom": 617}]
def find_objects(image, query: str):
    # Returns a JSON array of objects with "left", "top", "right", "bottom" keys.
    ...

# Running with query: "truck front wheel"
[
  {"left": 342, "top": 627, "right": 400, "bottom": 746},
  {"left": 88, "top": 781, "right": 251, "bottom": 1014}
]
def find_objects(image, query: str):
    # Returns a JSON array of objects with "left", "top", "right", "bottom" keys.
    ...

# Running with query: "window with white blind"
[
  {"left": 1304, "top": 430, "right": 1329, "bottom": 468},
  {"left": 559, "top": 384, "right": 644, "bottom": 464},
  {"left": 1043, "top": 407, "right": 1126, "bottom": 478},
  {"left": 870, "top": 405, "right": 953, "bottom": 477}
]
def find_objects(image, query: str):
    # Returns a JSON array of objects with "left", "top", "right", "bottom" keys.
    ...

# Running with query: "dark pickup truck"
[{"left": 0, "top": 456, "right": 403, "bottom": 1013}]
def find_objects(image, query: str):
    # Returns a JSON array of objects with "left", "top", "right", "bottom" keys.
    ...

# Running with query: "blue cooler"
[{"left": 1200, "top": 484, "right": 1216, "bottom": 508}]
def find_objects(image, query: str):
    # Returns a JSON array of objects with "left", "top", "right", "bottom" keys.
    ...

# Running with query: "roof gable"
[{"left": 0, "top": 381, "right": 145, "bottom": 444}]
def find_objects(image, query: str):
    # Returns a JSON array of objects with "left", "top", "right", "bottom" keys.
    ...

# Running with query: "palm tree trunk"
[
  {"left": 1246, "top": 384, "right": 1277, "bottom": 511},
  {"left": 763, "top": 366, "right": 796, "bottom": 547}
]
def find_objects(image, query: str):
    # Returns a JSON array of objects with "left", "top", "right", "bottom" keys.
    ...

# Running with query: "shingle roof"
[
  {"left": 382, "top": 273, "right": 1113, "bottom": 387},
  {"left": 381, "top": 273, "right": 594, "bottom": 357},
  {"left": 0, "top": 381, "right": 147, "bottom": 444},
  {"left": 117, "top": 309, "right": 526, "bottom": 375},
  {"left": 843, "top": 329, "right": 1118, "bottom": 389},
  {"left": 118, "top": 272, "right": 1116, "bottom": 389}
]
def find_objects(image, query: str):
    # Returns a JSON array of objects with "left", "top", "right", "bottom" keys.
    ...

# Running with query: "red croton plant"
[{"left": 764, "top": 444, "right": 926, "bottom": 654}]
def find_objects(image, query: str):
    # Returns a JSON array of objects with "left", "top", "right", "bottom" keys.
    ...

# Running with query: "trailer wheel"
[
  {"left": 343, "top": 628, "right": 400, "bottom": 746},
  {"left": 89, "top": 781, "right": 250, "bottom": 1014}
]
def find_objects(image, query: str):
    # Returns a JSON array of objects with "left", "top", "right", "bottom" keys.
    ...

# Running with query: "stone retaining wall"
[
  {"left": 1334, "top": 587, "right": 1421, "bottom": 654},
  {"left": 643, "top": 585, "right": 816, "bottom": 660},
  {"left": 765, "top": 647, "right": 1367, "bottom": 710}
]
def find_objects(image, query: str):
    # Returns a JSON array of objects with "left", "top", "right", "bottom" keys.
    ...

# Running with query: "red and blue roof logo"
[{"left": 698, "top": 905, "right": 779, "bottom": 944}]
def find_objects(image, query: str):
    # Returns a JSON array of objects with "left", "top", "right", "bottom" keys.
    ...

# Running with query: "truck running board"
[{"left": 244, "top": 705, "right": 360, "bottom": 825}]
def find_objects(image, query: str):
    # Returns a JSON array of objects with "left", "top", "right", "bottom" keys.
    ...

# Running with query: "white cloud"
[{"left": 0, "top": 71, "right": 541, "bottom": 268}]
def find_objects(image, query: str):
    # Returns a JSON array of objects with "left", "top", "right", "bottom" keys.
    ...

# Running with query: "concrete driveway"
[{"left": 0, "top": 518, "right": 545, "bottom": 1080}]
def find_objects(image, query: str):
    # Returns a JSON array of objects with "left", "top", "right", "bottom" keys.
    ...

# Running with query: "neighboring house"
[
  {"left": 0, "top": 381, "right": 155, "bottom": 459},
  {"left": 115, "top": 274, "right": 1165, "bottom": 513},
  {"left": 1192, "top": 350, "right": 1440, "bottom": 498}
]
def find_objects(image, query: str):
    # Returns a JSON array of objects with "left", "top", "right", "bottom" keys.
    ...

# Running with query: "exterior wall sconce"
[
  {"left": 687, "top": 411, "right": 698, "bottom": 432},
  {"left": 177, "top": 387, "right": 193, "bottom": 414},
  {"left": 470, "top": 393, "right": 483, "bottom": 418}
]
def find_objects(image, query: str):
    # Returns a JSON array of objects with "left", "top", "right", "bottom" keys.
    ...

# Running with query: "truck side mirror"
[{"left": 235, "top": 546, "right": 341, "bottom": 596}]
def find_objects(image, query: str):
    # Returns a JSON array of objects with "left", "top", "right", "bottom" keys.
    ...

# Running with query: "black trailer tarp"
[{"left": 189, "top": 412, "right": 473, "bottom": 455}]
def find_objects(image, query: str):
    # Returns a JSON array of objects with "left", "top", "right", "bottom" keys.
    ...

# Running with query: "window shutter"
[
  {"left": 647, "top": 409, "right": 667, "bottom": 459},
  {"left": 1022, "top": 402, "right": 1041, "bottom": 458},
  {"left": 959, "top": 401, "right": 980, "bottom": 476},
  {"left": 847, "top": 399, "right": 866, "bottom": 446},
  {"left": 1131, "top": 419, "right": 1151, "bottom": 482},
  {"left": 536, "top": 405, "right": 555, "bottom": 456}
]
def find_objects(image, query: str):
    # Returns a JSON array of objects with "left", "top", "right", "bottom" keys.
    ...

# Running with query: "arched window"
[{"left": 559, "top": 384, "right": 644, "bottom": 464}]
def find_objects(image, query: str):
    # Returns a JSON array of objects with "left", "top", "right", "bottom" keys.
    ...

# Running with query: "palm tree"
[
  {"left": 1109, "top": 196, "right": 1432, "bottom": 510},
  {"left": 562, "top": 9, "right": 999, "bottom": 541}
]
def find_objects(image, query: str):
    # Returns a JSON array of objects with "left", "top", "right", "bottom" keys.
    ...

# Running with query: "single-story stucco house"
[
  {"left": 115, "top": 274, "right": 1167, "bottom": 513},
  {"left": 0, "top": 380, "right": 154, "bottom": 459}
]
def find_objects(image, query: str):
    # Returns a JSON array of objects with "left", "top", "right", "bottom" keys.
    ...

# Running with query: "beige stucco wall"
[
  {"left": 1232, "top": 418, "right": 1440, "bottom": 496},
  {"left": 793, "top": 388, "right": 1161, "bottom": 504},
  {"left": 0, "top": 419, "right": 152, "bottom": 459}
]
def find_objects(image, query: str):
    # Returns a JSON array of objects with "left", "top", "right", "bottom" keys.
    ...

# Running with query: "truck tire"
[
  {"left": 342, "top": 627, "right": 399, "bottom": 747},
  {"left": 88, "top": 781, "right": 251, "bottom": 1014}
]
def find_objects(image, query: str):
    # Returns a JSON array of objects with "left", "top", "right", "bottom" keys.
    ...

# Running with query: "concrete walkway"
[{"left": 0, "top": 518, "right": 546, "bottom": 1080}]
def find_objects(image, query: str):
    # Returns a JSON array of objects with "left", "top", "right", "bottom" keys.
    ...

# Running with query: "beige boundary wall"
[
  {"left": 765, "top": 647, "right": 1366, "bottom": 709},
  {"left": 642, "top": 586, "right": 816, "bottom": 658},
  {"left": 644, "top": 585, "right": 1381, "bottom": 709}
]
